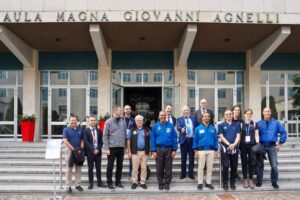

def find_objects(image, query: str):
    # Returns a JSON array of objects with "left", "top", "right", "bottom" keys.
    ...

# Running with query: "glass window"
[
  {"left": 70, "top": 71, "right": 88, "bottom": 85},
  {"left": 166, "top": 88, "right": 172, "bottom": 99},
  {"left": 0, "top": 71, "right": 17, "bottom": 85},
  {"left": 90, "top": 106, "right": 97, "bottom": 115},
  {"left": 123, "top": 73, "right": 131, "bottom": 83},
  {"left": 58, "top": 89, "right": 67, "bottom": 97},
  {"left": 51, "top": 71, "right": 68, "bottom": 85},
  {"left": 41, "top": 71, "right": 48, "bottom": 85},
  {"left": 189, "top": 89, "right": 195, "bottom": 99},
  {"left": 42, "top": 88, "right": 48, "bottom": 101},
  {"left": 58, "top": 71, "right": 68, "bottom": 80},
  {"left": 90, "top": 89, "right": 98, "bottom": 98},
  {"left": 218, "top": 89, "right": 226, "bottom": 98},
  {"left": 217, "top": 72, "right": 226, "bottom": 81},
  {"left": 269, "top": 71, "right": 284, "bottom": 85},
  {"left": 288, "top": 73, "right": 300, "bottom": 85},
  {"left": 218, "top": 107, "right": 226, "bottom": 120},
  {"left": 288, "top": 87, "right": 295, "bottom": 98},
  {"left": 168, "top": 71, "right": 173, "bottom": 81},
  {"left": 279, "top": 87, "right": 284, "bottom": 96},
  {"left": 0, "top": 71, "right": 8, "bottom": 79},
  {"left": 58, "top": 105, "right": 67, "bottom": 115},
  {"left": 236, "top": 71, "right": 244, "bottom": 85},
  {"left": 188, "top": 71, "right": 195, "bottom": 85},
  {"left": 197, "top": 71, "right": 214, "bottom": 85},
  {"left": 153, "top": 73, "right": 162, "bottom": 82},
  {"left": 90, "top": 71, "right": 98, "bottom": 81},
  {"left": 143, "top": 74, "right": 149, "bottom": 83},
  {"left": 0, "top": 89, "right": 7, "bottom": 97},
  {"left": 136, "top": 73, "right": 142, "bottom": 83}
]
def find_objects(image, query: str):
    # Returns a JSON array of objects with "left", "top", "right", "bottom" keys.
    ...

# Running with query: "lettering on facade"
[
  {"left": 214, "top": 12, "right": 279, "bottom": 24},
  {"left": 0, "top": 11, "right": 280, "bottom": 24}
]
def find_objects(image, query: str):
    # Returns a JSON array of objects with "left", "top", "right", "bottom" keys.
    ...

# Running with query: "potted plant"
[
  {"left": 98, "top": 112, "right": 110, "bottom": 132},
  {"left": 19, "top": 114, "right": 36, "bottom": 142}
]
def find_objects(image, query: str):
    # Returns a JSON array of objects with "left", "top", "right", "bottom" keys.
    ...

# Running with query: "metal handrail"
[
  {"left": 59, "top": 141, "right": 64, "bottom": 189},
  {"left": 291, "top": 115, "right": 300, "bottom": 143}
]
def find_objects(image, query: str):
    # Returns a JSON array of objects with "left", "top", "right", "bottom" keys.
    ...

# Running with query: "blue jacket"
[
  {"left": 150, "top": 121, "right": 178, "bottom": 152},
  {"left": 257, "top": 118, "right": 287, "bottom": 145},
  {"left": 176, "top": 116, "right": 197, "bottom": 144},
  {"left": 193, "top": 124, "right": 218, "bottom": 151}
]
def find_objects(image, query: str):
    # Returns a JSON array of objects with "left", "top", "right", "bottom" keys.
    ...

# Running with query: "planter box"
[{"left": 20, "top": 121, "right": 35, "bottom": 142}]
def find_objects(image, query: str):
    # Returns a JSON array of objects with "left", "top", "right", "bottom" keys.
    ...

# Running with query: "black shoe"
[
  {"left": 115, "top": 183, "right": 124, "bottom": 189},
  {"left": 230, "top": 184, "right": 236, "bottom": 190},
  {"left": 236, "top": 174, "right": 242, "bottom": 180},
  {"left": 272, "top": 183, "right": 279, "bottom": 189},
  {"left": 189, "top": 175, "right": 195, "bottom": 180},
  {"left": 131, "top": 183, "right": 138, "bottom": 190},
  {"left": 197, "top": 184, "right": 203, "bottom": 190},
  {"left": 140, "top": 184, "right": 147, "bottom": 189},
  {"left": 75, "top": 186, "right": 83, "bottom": 192},
  {"left": 66, "top": 186, "right": 72, "bottom": 193},
  {"left": 206, "top": 184, "right": 214, "bottom": 190},
  {"left": 108, "top": 184, "right": 115, "bottom": 190},
  {"left": 164, "top": 184, "right": 170, "bottom": 191},
  {"left": 180, "top": 175, "right": 186, "bottom": 179},
  {"left": 97, "top": 181, "right": 107, "bottom": 188},
  {"left": 256, "top": 183, "right": 262, "bottom": 187},
  {"left": 88, "top": 184, "right": 93, "bottom": 190},
  {"left": 159, "top": 184, "right": 164, "bottom": 190},
  {"left": 223, "top": 184, "right": 229, "bottom": 191}
]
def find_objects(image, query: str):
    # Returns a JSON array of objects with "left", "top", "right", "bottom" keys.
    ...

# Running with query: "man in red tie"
[{"left": 83, "top": 115, "right": 107, "bottom": 190}]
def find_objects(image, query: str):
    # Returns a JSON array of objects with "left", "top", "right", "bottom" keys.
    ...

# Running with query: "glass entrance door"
[
  {"left": 195, "top": 86, "right": 237, "bottom": 124},
  {"left": 48, "top": 87, "right": 88, "bottom": 138},
  {"left": 163, "top": 85, "right": 181, "bottom": 117}
]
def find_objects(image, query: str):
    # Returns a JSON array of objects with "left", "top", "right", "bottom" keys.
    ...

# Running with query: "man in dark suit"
[
  {"left": 165, "top": 104, "right": 177, "bottom": 126},
  {"left": 83, "top": 115, "right": 107, "bottom": 190},
  {"left": 177, "top": 106, "right": 197, "bottom": 179},
  {"left": 194, "top": 98, "right": 214, "bottom": 126}
]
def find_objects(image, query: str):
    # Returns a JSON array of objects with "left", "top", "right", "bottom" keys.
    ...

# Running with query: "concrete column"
[
  {"left": 98, "top": 49, "right": 112, "bottom": 116},
  {"left": 22, "top": 50, "right": 40, "bottom": 141},
  {"left": 174, "top": 49, "right": 188, "bottom": 117},
  {"left": 245, "top": 50, "right": 261, "bottom": 121}
]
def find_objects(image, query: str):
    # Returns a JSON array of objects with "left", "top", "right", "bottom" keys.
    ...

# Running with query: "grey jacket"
[{"left": 103, "top": 117, "right": 127, "bottom": 150}]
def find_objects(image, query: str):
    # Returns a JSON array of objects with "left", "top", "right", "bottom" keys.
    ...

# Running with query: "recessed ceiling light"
[
  {"left": 224, "top": 38, "right": 230, "bottom": 42},
  {"left": 139, "top": 36, "right": 145, "bottom": 42},
  {"left": 55, "top": 37, "right": 61, "bottom": 42}
]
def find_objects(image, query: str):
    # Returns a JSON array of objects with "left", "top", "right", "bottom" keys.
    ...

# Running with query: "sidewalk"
[{"left": 1, "top": 191, "right": 300, "bottom": 200}]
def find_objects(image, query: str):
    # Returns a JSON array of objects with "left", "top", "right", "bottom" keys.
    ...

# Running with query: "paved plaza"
[{"left": 1, "top": 191, "right": 300, "bottom": 200}]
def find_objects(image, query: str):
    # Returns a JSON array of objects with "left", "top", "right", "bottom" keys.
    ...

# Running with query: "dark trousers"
[
  {"left": 256, "top": 145, "right": 278, "bottom": 184},
  {"left": 106, "top": 147, "right": 124, "bottom": 185},
  {"left": 240, "top": 144, "right": 255, "bottom": 179},
  {"left": 129, "top": 158, "right": 132, "bottom": 177},
  {"left": 180, "top": 138, "right": 194, "bottom": 177},
  {"left": 156, "top": 147, "right": 173, "bottom": 185},
  {"left": 87, "top": 153, "right": 102, "bottom": 185},
  {"left": 221, "top": 150, "right": 238, "bottom": 185}
]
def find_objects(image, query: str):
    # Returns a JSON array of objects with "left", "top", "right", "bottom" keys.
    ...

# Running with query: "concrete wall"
[{"left": 0, "top": 0, "right": 299, "bottom": 14}]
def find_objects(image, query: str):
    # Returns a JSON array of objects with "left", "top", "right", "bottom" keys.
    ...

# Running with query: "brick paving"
[{"left": 1, "top": 191, "right": 300, "bottom": 200}]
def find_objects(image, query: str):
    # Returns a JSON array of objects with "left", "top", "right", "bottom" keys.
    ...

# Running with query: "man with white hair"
[
  {"left": 176, "top": 106, "right": 197, "bottom": 179},
  {"left": 127, "top": 115, "right": 151, "bottom": 190},
  {"left": 194, "top": 98, "right": 214, "bottom": 126}
]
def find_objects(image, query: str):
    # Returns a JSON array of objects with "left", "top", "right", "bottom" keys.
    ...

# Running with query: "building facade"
[{"left": 0, "top": 0, "right": 300, "bottom": 140}]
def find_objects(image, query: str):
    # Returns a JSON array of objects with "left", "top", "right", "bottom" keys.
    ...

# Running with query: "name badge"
[
  {"left": 199, "top": 130, "right": 205, "bottom": 134},
  {"left": 166, "top": 128, "right": 171, "bottom": 133},
  {"left": 245, "top": 135, "right": 251, "bottom": 143},
  {"left": 126, "top": 129, "right": 130, "bottom": 136}
]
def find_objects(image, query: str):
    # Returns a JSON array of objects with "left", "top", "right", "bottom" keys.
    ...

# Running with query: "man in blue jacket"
[
  {"left": 193, "top": 112, "right": 218, "bottom": 190},
  {"left": 151, "top": 111, "right": 178, "bottom": 191},
  {"left": 256, "top": 107, "right": 287, "bottom": 189},
  {"left": 177, "top": 106, "right": 197, "bottom": 180}
]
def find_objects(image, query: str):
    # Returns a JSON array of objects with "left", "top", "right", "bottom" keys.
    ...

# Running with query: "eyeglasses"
[
  {"left": 225, "top": 113, "right": 232, "bottom": 116},
  {"left": 245, "top": 112, "right": 252, "bottom": 115}
]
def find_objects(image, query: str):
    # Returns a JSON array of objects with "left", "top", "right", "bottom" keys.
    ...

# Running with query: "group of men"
[{"left": 63, "top": 99, "right": 287, "bottom": 193}]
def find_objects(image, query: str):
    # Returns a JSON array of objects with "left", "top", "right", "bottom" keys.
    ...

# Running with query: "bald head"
[{"left": 263, "top": 107, "right": 271, "bottom": 121}]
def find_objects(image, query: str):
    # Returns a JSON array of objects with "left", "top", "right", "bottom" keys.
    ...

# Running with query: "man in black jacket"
[
  {"left": 194, "top": 98, "right": 214, "bottom": 126},
  {"left": 83, "top": 115, "right": 107, "bottom": 190}
]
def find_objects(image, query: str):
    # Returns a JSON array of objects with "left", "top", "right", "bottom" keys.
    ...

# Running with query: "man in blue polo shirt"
[
  {"left": 63, "top": 115, "right": 84, "bottom": 193},
  {"left": 218, "top": 110, "right": 241, "bottom": 191},
  {"left": 256, "top": 107, "right": 287, "bottom": 189},
  {"left": 151, "top": 111, "right": 178, "bottom": 191}
]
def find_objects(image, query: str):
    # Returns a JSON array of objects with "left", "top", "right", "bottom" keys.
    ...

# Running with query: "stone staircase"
[{"left": 0, "top": 139, "right": 300, "bottom": 194}]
